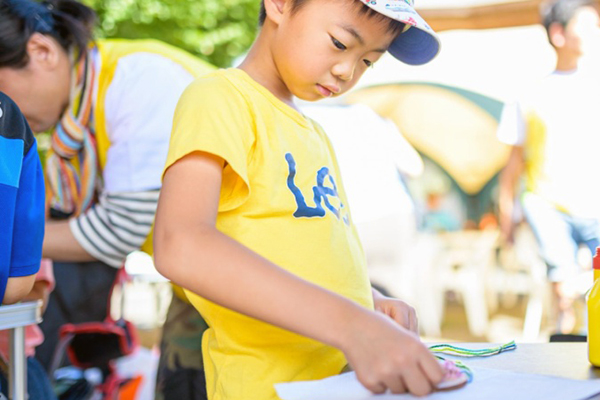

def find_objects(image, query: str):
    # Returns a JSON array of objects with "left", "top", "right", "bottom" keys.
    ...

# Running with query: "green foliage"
[{"left": 82, "top": 0, "right": 261, "bottom": 68}]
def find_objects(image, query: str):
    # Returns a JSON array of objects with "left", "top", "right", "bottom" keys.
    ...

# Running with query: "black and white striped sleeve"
[{"left": 69, "top": 190, "right": 160, "bottom": 268}]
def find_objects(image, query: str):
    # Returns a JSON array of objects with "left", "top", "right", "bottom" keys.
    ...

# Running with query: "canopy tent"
[
  {"left": 345, "top": 83, "right": 510, "bottom": 197},
  {"left": 332, "top": 0, "right": 595, "bottom": 207},
  {"left": 417, "top": 0, "right": 599, "bottom": 31}
]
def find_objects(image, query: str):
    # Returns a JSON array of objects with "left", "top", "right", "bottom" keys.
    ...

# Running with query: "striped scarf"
[{"left": 46, "top": 52, "right": 98, "bottom": 217}]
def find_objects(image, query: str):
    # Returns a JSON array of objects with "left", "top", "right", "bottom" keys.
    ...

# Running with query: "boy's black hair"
[
  {"left": 258, "top": 0, "right": 406, "bottom": 36},
  {"left": 541, "top": 0, "right": 596, "bottom": 40},
  {"left": 0, "top": 0, "right": 96, "bottom": 68}
]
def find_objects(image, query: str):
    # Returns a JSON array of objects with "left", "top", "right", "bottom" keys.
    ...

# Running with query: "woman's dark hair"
[
  {"left": 0, "top": 0, "right": 96, "bottom": 68},
  {"left": 258, "top": 0, "right": 406, "bottom": 36}
]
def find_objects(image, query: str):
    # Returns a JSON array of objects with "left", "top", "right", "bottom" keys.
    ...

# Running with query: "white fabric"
[
  {"left": 497, "top": 68, "right": 600, "bottom": 219},
  {"left": 102, "top": 53, "right": 195, "bottom": 192},
  {"left": 496, "top": 101, "right": 526, "bottom": 146},
  {"left": 301, "top": 104, "right": 422, "bottom": 224},
  {"left": 300, "top": 104, "right": 423, "bottom": 302}
]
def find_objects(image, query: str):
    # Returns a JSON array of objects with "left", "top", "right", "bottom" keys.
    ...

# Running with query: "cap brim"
[
  {"left": 389, "top": 24, "right": 441, "bottom": 65},
  {"left": 358, "top": 0, "right": 441, "bottom": 65}
]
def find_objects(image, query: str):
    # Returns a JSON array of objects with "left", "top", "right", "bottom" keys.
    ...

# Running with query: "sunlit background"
[{"left": 72, "top": 2, "right": 597, "bottom": 395}]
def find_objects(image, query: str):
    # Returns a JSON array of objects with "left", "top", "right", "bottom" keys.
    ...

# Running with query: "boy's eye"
[
  {"left": 363, "top": 59, "right": 373, "bottom": 67},
  {"left": 331, "top": 36, "right": 347, "bottom": 50}
]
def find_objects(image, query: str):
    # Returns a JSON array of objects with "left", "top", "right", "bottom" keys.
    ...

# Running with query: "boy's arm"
[
  {"left": 499, "top": 145, "right": 524, "bottom": 244},
  {"left": 497, "top": 102, "right": 526, "bottom": 244},
  {"left": 20, "top": 260, "right": 54, "bottom": 312},
  {"left": 154, "top": 151, "right": 444, "bottom": 396},
  {"left": 3, "top": 276, "right": 35, "bottom": 305}
]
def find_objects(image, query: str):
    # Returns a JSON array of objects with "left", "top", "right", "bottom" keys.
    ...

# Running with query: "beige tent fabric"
[{"left": 347, "top": 85, "right": 511, "bottom": 195}]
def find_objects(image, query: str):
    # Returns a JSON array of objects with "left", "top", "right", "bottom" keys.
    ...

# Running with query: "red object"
[
  {"left": 594, "top": 247, "right": 600, "bottom": 270},
  {"left": 98, "top": 370, "right": 143, "bottom": 400},
  {"left": 51, "top": 266, "right": 141, "bottom": 400},
  {"left": 59, "top": 318, "right": 138, "bottom": 369},
  {"left": 54, "top": 266, "right": 138, "bottom": 370}
]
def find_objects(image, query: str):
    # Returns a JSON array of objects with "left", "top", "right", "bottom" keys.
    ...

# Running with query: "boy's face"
[
  {"left": 562, "top": 6, "right": 600, "bottom": 57},
  {"left": 270, "top": 0, "right": 397, "bottom": 100}
]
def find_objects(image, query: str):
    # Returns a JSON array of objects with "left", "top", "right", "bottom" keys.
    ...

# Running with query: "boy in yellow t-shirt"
[{"left": 154, "top": 1, "right": 443, "bottom": 399}]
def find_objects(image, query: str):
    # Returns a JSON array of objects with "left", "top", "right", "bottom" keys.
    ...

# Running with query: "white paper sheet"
[{"left": 275, "top": 367, "right": 600, "bottom": 400}]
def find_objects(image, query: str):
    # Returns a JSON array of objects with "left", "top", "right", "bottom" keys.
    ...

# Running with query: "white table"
[{"left": 442, "top": 343, "right": 600, "bottom": 399}]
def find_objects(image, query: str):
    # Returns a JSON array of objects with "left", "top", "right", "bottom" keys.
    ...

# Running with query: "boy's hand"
[
  {"left": 373, "top": 291, "right": 418, "bottom": 334},
  {"left": 341, "top": 310, "right": 443, "bottom": 396}
]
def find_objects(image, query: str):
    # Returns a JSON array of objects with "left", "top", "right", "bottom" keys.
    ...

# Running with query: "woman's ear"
[
  {"left": 26, "top": 33, "right": 62, "bottom": 70},
  {"left": 263, "top": 0, "right": 288, "bottom": 25},
  {"left": 549, "top": 22, "right": 566, "bottom": 48}
]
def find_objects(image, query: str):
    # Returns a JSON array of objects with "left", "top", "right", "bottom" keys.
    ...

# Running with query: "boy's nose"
[{"left": 332, "top": 61, "right": 355, "bottom": 82}]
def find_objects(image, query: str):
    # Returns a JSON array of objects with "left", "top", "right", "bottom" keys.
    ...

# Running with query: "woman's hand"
[{"left": 372, "top": 288, "right": 418, "bottom": 333}]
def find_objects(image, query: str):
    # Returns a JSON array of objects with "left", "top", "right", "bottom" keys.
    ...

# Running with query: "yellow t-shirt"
[{"left": 164, "top": 68, "right": 374, "bottom": 400}]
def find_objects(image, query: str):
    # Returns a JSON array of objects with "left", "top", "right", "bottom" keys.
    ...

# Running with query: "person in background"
[
  {"left": 0, "top": 91, "right": 45, "bottom": 397},
  {"left": 0, "top": 92, "right": 44, "bottom": 306},
  {"left": 498, "top": 0, "right": 600, "bottom": 335},
  {"left": 0, "top": 2, "right": 214, "bottom": 388},
  {"left": 0, "top": 260, "right": 56, "bottom": 400}
]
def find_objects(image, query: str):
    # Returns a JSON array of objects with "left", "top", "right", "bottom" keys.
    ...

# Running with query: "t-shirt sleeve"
[
  {"left": 164, "top": 74, "right": 256, "bottom": 212},
  {"left": 497, "top": 101, "right": 526, "bottom": 146},
  {"left": 11, "top": 139, "right": 45, "bottom": 277}
]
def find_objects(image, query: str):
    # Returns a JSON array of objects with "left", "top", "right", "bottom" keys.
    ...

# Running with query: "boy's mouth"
[{"left": 316, "top": 84, "right": 339, "bottom": 97}]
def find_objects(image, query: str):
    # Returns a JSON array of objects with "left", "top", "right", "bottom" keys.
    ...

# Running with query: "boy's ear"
[
  {"left": 26, "top": 33, "right": 62, "bottom": 70},
  {"left": 263, "top": 0, "right": 287, "bottom": 25},
  {"left": 549, "top": 22, "right": 566, "bottom": 48}
]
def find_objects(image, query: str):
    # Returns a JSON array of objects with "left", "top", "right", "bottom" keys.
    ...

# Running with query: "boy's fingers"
[
  {"left": 409, "top": 309, "right": 418, "bottom": 333},
  {"left": 420, "top": 353, "right": 445, "bottom": 384},
  {"left": 403, "top": 365, "right": 434, "bottom": 397},
  {"left": 363, "top": 379, "right": 386, "bottom": 394},
  {"left": 384, "top": 376, "right": 407, "bottom": 394},
  {"left": 399, "top": 312, "right": 411, "bottom": 330}
]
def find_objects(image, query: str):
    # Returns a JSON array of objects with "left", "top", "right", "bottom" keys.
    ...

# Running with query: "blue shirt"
[{"left": 0, "top": 92, "right": 45, "bottom": 303}]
